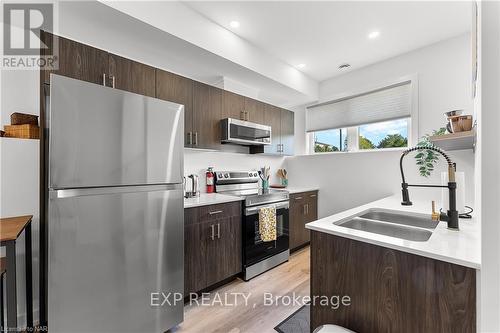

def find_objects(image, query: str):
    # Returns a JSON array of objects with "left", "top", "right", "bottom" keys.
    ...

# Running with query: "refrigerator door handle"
[{"left": 50, "top": 184, "right": 183, "bottom": 199}]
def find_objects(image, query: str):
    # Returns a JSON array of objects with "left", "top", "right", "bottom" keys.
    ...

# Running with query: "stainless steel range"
[{"left": 215, "top": 171, "right": 289, "bottom": 280}]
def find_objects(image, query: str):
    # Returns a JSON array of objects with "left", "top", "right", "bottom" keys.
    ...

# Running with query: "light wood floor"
[{"left": 175, "top": 246, "right": 310, "bottom": 333}]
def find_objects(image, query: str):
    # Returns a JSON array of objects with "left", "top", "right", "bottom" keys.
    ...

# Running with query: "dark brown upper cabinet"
[
  {"left": 244, "top": 97, "right": 265, "bottom": 124},
  {"left": 40, "top": 32, "right": 294, "bottom": 154},
  {"left": 263, "top": 104, "right": 282, "bottom": 154},
  {"left": 223, "top": 90, "right": 245, "bottom": 121},
  {"left": 259, "top": 105, "right": 294, "bottom": 155},
  {"left": 222, "top": 91, "right": 265, "bottom": 123},
  {"left": 156, "top": 69, "right": 194, "bottom": 147},
  {"left": 192, "top": 81, "right": 222, "bottom": 150},
  {"left": 108, "top": 54, "right": 156, "bottom": 97},
  {"left": 41, "top": 32, "right": 155, "bottom": 98},
  {"left": 41, "top": 32, "right": 108, "bottom": 85},
  {"left": 280, "top": 108, "right": 295, "bottom": 156}
]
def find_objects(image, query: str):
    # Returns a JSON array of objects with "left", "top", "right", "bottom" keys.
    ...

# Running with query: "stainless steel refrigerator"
[{"left": 46, "top": 74, "right": 184, "bottom": 332}]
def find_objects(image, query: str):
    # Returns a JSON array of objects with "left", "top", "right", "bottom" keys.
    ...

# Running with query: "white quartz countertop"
[
  {"left": 306, "top": 195, "right": 480, "bottom": 269},
  {"left": 184, "top": 193, "right": 243, "bottom": 209}
]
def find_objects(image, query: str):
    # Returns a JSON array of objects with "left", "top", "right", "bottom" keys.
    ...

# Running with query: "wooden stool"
[
  {"left": 0, "top": 215, "right": 33, "bottom": 331},
  {"left": 0, "top": 257, "right": 6, "bottom": 333}
]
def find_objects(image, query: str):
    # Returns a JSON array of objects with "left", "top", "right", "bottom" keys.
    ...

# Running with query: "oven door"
[{"left": 243, "top": 201, "right": 289, "bottom": 267}]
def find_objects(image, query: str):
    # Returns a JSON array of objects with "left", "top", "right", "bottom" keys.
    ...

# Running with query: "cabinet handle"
[
  {"left": 102, "top": 73, "right": 106, "bottom": 87},
  {"left": 194, "top": 132, "right": 198, "bottom": 146},
  {"left": 110, "top": 75, "right": 115, "bottom": 88},
  {"left": 310, "top": 194, "right": 317, "bottom": 198},
  {"left": 209, "top": 210, "right": 223, "bottom": 215},
  {"left": 217, "top": 223, "right": 221, "bottom": 239},
  {"left": 246, "top": 111, "right": 249, "bottom": 121},
  {"left": 210, "top": 224, "right": 215, "bottom": 241},
  {"left": 303, "top": 204, "right": 307, "bottom": 215},
  {"left": 241, "top": 110, "right": 245, "bottom": 120},
  {"left": 295, "top": 197, "right": 303, "bottom": 200},
  {"left": 187, "top": 132, "right": 192, "bottom": 145},
  {"left": 306, "top": 204, "right": 309, "bottom": 214}
]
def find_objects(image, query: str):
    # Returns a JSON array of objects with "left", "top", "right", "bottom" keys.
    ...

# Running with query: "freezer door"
[
  {"left": 48, "top": 185, "right": 183, "bottom": 333},
  {"left": 49, "top": 74, "right": 183, "bottom": 188}
]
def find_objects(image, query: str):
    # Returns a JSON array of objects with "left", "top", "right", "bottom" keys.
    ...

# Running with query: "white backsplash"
[{"left": 184, "top": 148, "right": 285, "bottom": 192}]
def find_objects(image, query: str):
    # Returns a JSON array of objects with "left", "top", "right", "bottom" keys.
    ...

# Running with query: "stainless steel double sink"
[{"left": 334, "top": 209, "right": 438, "bottom": 242}]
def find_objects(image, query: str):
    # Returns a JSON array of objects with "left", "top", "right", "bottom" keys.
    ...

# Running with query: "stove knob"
[
  {"left": 218, "top": 173, "right": 223, "bottom": 178},
  {"left": 248, "top": 172, "right": 253, "bottom": 177},
  {"left": 224, "top": 173, "right": 229, "bottom": 178},
  {"left": 253, "top": 172, "right": 258, "bottom": 177}
]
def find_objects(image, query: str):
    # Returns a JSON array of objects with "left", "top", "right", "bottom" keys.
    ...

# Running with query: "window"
[
  {"left": 313, "top": 128, "right": 347, "bottom": 153},
  {"left": 358, "top": 118, "right": 409, "bottom": 150},
  {"left": 306, "top": 76, "right": 417, "bottom": 154}
]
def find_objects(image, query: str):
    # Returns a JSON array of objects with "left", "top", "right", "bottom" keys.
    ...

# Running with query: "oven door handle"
[{"left": 245, "top": 201, "right": 289, "bottom": 216}]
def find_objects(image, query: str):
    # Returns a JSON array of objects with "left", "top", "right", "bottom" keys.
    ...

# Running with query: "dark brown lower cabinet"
[
  {"left": 310, "top": 231, "right": 477, "bottom": 333},
  {"left": 289, "top": 191, "right": 318, "bottom": 251},
  {"left": 184, "top": 201, "right": 242, "bottom": 295}
]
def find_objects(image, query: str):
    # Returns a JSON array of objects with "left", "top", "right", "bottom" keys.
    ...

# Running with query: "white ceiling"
[{"left": 185, "top": 1, "right": 472, "bottom": 82}]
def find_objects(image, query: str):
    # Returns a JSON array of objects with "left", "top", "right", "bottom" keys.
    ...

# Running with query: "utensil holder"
[{"left": 262, "top": 179, "right": 269, "bottom": 189}]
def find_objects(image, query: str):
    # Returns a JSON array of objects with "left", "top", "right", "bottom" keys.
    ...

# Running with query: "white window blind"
[{"left": 306, "top": 81, "right": 412, "bottom": 132}]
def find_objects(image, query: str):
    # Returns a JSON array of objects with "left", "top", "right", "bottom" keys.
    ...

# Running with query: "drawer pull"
[
  {"left": 209, "top": 210, "right": 223, "bottom": 215},
  {"left": 310, "top": 194, "right": 317, "bottom": 197},
  {"left": 295, "top": 197, "right": 303, "bottom": 200},
  {"left": 217, "top": 223, "right": 221, "bottom": 239}
]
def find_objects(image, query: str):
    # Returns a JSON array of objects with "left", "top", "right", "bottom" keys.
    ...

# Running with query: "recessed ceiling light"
[
  {"left": 230, "top": 21, "right": 240, "bottom": 28},
  {"left": 368, "top": 31, "right": 380, "bottom": 39},
  {"left": 296, "top": 63, "right": 306, "bottom": 69}
]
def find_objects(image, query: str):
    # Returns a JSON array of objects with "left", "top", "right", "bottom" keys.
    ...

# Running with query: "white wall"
[
  {"left": 184, "top": 149, "right": 285, "bottom": 191},
  {"left": 287, "top": 33, "right": 475, "bottom": 219},
  {"left": 319, "top": 33, "right": 473, "bottom": 137},
  {"left": 478, "top": 2, "right": 500, "bottom": 331},
  {"left": 0, "top": 66, "right": 41, "bottom": 327},
  {"left": 0, "top": 138, "right": 40, "bottom": 327}
]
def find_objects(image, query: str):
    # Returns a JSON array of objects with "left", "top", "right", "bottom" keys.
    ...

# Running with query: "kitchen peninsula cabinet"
[
  {"left": 184, "top": 201, "right": 242, "bottom": 295},
  {"left": 311, "top": 232, "right": 476, "bottom": 332}
]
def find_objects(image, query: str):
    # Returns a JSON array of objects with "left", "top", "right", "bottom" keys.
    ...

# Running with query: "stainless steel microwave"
[{"left": 221, "top": 118, "right": 271, "bottom": 146}]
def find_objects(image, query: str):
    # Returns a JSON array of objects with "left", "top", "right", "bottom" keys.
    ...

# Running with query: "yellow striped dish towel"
[{"left": 259, "top": 207, "right": 277, "bottom": 242}]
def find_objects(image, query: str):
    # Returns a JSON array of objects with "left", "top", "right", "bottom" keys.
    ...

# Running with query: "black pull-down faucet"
[{"left": 400, "top": 146, "right": 459, "bottom": 230}]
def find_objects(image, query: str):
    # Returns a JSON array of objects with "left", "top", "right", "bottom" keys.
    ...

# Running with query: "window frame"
[
  {"left": 311, "top": 128, "right": 348, "bottom": 153},
  {"left": 308, "top": 74, "right": 418, "bottom": 155}
]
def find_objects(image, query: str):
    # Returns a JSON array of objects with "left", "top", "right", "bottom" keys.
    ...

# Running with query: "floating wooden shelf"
[{"left": 429, "top": 128, "right": 476, "bottom": 151}]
